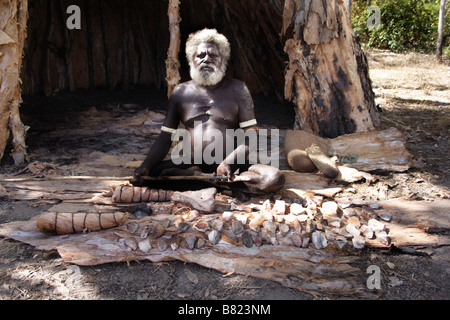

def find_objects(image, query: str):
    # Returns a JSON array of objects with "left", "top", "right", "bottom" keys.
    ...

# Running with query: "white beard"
[{"left": 190, "top": 63, "right": 227, "bottom": 87}]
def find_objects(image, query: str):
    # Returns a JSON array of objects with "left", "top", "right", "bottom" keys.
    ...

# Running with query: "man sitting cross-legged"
[{"left": 133, "top": 28, "right": 285, "bottom": 194}]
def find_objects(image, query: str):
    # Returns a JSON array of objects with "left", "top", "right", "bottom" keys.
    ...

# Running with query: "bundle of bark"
[
  {"left": 34, "top": 186, "right": 218, "bottom": 235},
  {"left": 111, "top": 185, "right": 217, "bottom": 214},
  {"left": 37, "top": 211, "right": 128, "bottom": 235}
]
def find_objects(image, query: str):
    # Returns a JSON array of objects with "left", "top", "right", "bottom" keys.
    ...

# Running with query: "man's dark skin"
[{"left": 133, "top": 41, "right": 285, "bottom": 193}]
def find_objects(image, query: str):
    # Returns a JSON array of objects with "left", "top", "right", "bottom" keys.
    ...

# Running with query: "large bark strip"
[
  {"left": 0, "top": 0, "right": 29, "bottom": 164},
  {"left": 1, "top": 198, "right": 448, "bottom": 296},
  {"left": 285, "top": 127, "right": 413, "bottom": 173},
  {"left": 282, "top": 0, "right": 379, "bottom": 138},
  {"left": 165, "top": 0, "right": 181, "bottom": 97},
  {"left": 0, "top": 212, "right": 376, "bottom": 298}
]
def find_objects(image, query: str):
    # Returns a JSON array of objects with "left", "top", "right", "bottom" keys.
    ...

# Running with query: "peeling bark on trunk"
[
  {"left": 282, "top": 0, "right": 379, "bottom": 138},
  {"left": 0, "top": 0, "right": 29, "bottom": 164},
  {"left": 165, "top": 0, "right": 181, "bottom": 97}
]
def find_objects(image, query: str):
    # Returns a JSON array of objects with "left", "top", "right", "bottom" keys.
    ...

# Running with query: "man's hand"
[
  {"left": 216, "top": 162, "right": 232, "bottom": 181},
  {"left": 132, "top": 163, "right": 150, "bottom": 186}
]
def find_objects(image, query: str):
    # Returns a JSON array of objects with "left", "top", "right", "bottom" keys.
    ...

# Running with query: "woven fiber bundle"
[{"left": 37, "top": 211, "right": 128, "bottom": 235}]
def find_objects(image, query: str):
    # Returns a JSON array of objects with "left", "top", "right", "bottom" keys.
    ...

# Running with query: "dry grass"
[
  {"left": 367, "top": 49, "right": 450, "bottom": 134},
  {"left": 366, "top": 49, "right": 450, "bottom": 189},
  {"left": 367, "top": 49, "right": 450, "bottom": 105}
]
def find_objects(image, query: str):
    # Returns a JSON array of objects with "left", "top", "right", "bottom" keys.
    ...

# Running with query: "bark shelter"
[{"left": 0, "top": 0, "right": 379, "bottom": 163}]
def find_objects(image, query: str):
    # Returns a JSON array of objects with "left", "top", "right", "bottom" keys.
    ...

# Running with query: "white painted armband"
[
  {"left": 239, "top": 119, "right": 257, "bottom": 129},
  {"left": 161, "top": 126, "right": 177, "bottom": 134}
]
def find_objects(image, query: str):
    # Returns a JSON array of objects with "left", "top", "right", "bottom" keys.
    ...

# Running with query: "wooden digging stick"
[{"left": 0, "top": 174, "right": 250, "bottom": 183}]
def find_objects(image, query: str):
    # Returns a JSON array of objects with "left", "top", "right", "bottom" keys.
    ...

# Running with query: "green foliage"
[{"left": 352, "top": 0, "right": 449, "bottom": 53}]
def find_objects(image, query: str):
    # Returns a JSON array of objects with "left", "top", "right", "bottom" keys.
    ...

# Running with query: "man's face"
[
  {"left": 193, "top": 42, "right": 223, "bottom": 74},
  {"left": 190, "top": 42, "right": 227, "bottom": 87}
]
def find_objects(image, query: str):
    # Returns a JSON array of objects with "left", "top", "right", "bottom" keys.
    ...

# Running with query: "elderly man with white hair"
[{"left": 133, "top": 29, "right": 284, "bottom": 194}]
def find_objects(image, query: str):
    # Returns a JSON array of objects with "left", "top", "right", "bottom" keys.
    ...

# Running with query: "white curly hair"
[{"left": 185, "top": 28, "right": 231, "bottom": 68}]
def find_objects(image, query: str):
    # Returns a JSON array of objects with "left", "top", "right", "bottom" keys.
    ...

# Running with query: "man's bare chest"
[{"left": 180, "top": 92, "right": 239, "bottom": 127}]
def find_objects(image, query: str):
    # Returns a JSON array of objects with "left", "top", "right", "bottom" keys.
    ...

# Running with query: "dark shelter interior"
[{"left": 18, "top": 0, "right": 295, "bottom": 135}]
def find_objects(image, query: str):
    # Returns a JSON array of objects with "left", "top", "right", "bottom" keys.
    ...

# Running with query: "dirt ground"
[{"left": 0, "top": 49, "right": 449, "bottom": 301}]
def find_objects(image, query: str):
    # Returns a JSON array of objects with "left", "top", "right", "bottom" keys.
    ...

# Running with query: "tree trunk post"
[
  {"left": 346, "top": 0, "right": 352, "bottom": 18},
  {"left": 436, "top": 0, "right": 447, "bottom": 63},
  {"left": 282, "top": 0, "right": 379, "bottom": 138},
  {"left": 166, "top": 0, "right": 181, "bottom": 98}
]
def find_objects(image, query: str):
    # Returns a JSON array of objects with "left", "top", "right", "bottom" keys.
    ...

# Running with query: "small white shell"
[{"left": 138, "top": 238, "right": 152, "bottom": 253}]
